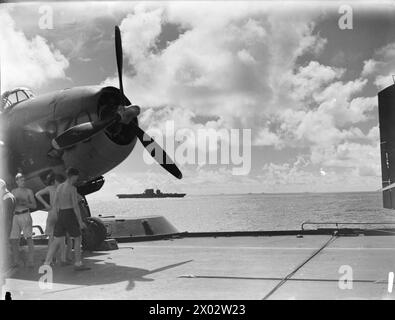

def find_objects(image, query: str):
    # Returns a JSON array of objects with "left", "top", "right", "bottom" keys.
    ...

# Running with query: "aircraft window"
[
  {"left": 25, "top": 90, "right": 34, "bottom": 98},
  {"left": 7, "top": 93, "right": 18, "bottom": 105},
  {"left": 1, "top": 89, "right": 34, "bottom": 112},
  {"left": 17, "top": 91, "right": 29, "bottom": 102},
  {"left": 1, "top": 97, "right": 12, "bottom": 110}
]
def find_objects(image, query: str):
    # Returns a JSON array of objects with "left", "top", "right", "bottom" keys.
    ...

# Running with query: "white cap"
[{"left": 0, "top": 179, "right": 5, "bottom": 190}]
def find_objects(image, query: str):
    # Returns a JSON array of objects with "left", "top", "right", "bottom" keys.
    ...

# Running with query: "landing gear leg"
[{"left": 78, "top": 196, "right": 107, "bottom": 251}]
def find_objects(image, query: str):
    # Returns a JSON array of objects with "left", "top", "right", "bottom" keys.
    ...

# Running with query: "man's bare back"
[{"left": 55, "top": 182, "right": 78, "bottom": 210}]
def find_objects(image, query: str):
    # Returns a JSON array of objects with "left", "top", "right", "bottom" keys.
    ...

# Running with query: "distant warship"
[{"left": 116, "top": 188, "right": 186, "bottom": 199}]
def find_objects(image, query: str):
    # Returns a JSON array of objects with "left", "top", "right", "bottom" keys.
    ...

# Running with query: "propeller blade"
[
  {"left": 113, "top": 26, "right": 182, "bottom": 179},
  {"left": 130, "top": 122, "right": 182, "bottom": 179},
  {"left": 115, "top": 26, "right": 125, "bottom": 106},
  {"left": 52, "top": 115, "right": 120, "bottom": 149}
]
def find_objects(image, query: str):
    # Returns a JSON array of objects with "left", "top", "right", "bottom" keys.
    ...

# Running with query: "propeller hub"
[{"left": 118, "top": 104, "right": 140, "bottom": 123}]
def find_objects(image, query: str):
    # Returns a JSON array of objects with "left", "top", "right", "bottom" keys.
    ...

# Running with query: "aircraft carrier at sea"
[
  {"left": 3, "top": 216, "right": 395, "bottom": 300},
  {"left": 116, "top": 188, "right": 186, "bottom": 199}
]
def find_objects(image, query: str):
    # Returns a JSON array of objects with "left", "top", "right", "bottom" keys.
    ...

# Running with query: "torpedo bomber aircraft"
[{"left": 0, "top": 26, "right": 182, "bottom": 249}]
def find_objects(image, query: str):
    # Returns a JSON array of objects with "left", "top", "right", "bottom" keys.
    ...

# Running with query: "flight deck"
[{"left": 4, "top": 228, "right": 395, "bottom": 300}]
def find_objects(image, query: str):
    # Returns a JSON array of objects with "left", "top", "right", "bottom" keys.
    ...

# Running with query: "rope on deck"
[{"left": 262, "top": 232, "right": 338, "bottom": 300}]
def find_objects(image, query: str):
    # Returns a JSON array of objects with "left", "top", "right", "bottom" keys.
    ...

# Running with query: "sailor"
[
  {"left": 36, "top": 173, "right": 72, "bottom": 264},
  {"left": 10, "top": 173, "right": 37, "bottom": 268},
  {"left": 35, "top": 173, "right": 57, "bottom": 244},
  {"left": 44, "top": 167, "right": 90, "bottom": 271}
]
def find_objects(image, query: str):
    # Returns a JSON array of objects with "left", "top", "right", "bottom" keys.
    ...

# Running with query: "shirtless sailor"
[
  {"left": 44, "top": 168, "right": 89, "bottom": 271},
  {"left": 10, "top": 173, "right": 37, "bottom": 268}
]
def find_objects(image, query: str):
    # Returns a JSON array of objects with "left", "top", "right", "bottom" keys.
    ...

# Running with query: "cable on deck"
[
  {"left": 262, "top": 232, "right": 338, "bottom": 300},
  {"left": 179, "top": 275, "right": 382, "bottom": 283}
]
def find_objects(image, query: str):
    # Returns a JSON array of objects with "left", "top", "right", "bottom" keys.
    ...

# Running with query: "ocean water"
[{"left": 32, "top": 192, "right": 395, "bottom": 233}]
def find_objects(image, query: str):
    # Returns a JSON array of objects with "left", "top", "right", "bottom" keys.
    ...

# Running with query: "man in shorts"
[
  {"left": 44, "top": 168, "right": 90, "bottom": 271},
  {"left": 10, "top": 173, "right": 37, "bottom": 268},
  {"left": 36, "top": 173, "right": 73, "bottom": 264},
  {"left": 36, "top": 174, "right": 63, "bottom": 245}
]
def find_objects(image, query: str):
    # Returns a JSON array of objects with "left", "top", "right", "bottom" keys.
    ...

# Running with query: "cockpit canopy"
[{"left": 0, "top": 88, "right": 35, "bottom": 112}]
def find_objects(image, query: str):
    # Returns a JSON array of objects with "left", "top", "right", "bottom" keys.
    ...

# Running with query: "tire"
[{"left": 81, "top": 217, "right": 107, "bottom": 251}]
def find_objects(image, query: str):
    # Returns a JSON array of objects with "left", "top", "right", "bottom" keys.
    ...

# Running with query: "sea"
[{"left": 31, "top": 192, "right": 395, "bottom": 233}]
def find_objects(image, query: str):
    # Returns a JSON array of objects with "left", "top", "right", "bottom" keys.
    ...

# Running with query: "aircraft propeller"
[{"left": 52, "top": 26, "right": 182, "bottom": 179}]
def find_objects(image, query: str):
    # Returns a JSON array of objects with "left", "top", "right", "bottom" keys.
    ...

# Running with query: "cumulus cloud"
[
  {"left": 254, "top": 57, "right": 378, "bottom": 189},
  {"left": 260, "top": 157, "right": 316, "bottom": 187},
  {"left": 254, "top": 58, "right": 379, "bottom": 178},
  {"left": 259, "top": 153, "right": 380, "bottom": 193},
  {"left": 120, "top": 6, "right": 164, "bottom": 65},
  {"left": 286, "top": 61, "right": 345, "bottom": 102},
  {"left": 253, "top": 127, "right": 283, "bottom": 148},
  {"left": 257, "top": 155, "right": 357, "bottom": 192},
  {"left": 102, "top": 2, "right": 326, "bottom": 129},
  {"left": 307, "top": 138, "right": 381, "bottom": 190},
  {"left": 101, "top": 3, "right": 383, "bottom": 192},
  {"left": 0, "top": 7, "right": 69, "bottom": 91},
  {"left": 138, "top": 106, "right": 228, "bottom": 156},
  {"left": 361, "top": 42, "right": 395, "bottom": 89}
]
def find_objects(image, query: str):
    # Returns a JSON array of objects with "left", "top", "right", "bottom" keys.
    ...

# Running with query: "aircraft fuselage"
[{"left": 1, "top": 85, "right": 138, "bottom": 198}]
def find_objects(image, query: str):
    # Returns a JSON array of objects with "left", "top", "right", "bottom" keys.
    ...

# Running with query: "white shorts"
[
  {"left": 45, "top": 210, "right": 57, "bottom": 236},
  {"left": 9, "top": 213, "right": 33, "bottom": 239}
]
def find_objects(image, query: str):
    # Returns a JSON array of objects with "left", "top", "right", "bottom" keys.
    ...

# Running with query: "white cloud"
[
  {"left": 367, "top": 125, "right": 379, "bottom": 142},
  {"left": 120, "top": 6, "right": 164, "bottom": 64},
  {"left": 0, "top": 7, "right": 69, "bottom": 91},
  {"left": 254, "top": 127, "right": 283, "bottom": 148},
  {"left": 287, "top": 61, "right": 345, "bottom": 102},
  {"left": 260, "top": 158, "right": 316, "bottom": 187},
  {"left": 102, "top": 2, "right": 326, "bottom": 131},
  {"left": 361, "top": 42, "right": 395, "bottom": 89},
  {"left": 100, "top": 4, "right": 381, "bottom": 192},
  {"left": 261, "top": 59, "right": 378, "bottom": 167},
  {"left": 259, "top": 152, "right": 380, "bottom": 193},
  {"left": 139, "top": 106, "right": 228, "bottom": 151},
  {"left": 310, "top": 141, "right": 380, "bottom": 177}
]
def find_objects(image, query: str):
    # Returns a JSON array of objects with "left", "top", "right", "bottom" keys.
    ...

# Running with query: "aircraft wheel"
[{"left": 81, "top": 217, "right": 107, "bottom": 251}]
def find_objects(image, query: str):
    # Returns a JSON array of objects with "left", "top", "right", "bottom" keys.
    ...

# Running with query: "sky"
[{"left": 1, "top": 1, "right": 394, "bottom": 198}]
